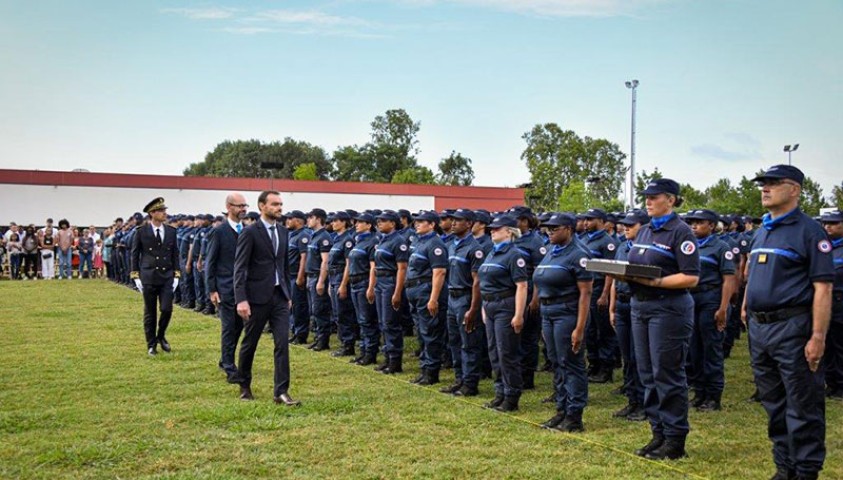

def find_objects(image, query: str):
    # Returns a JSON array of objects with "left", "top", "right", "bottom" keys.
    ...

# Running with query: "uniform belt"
[
  {"left": 690, "top": 284, "right": 721, "bottom": 294},
  {"left": 750, "top": 306, "right": 811, "bottom": 325},
  {"left": 616, "top": 293, "right": 632, "bottom": 303},
  {"left": 449, "top": 288, "right": 471, "bottom": 298},
  {"left": 375, "top": 270, "right": 396, "bottom": 277},
  {"left": 633, "top": 290, "right": 687, "bottom": 302},
  {"left": 405, "top": 276, "right": 432, "bottom": 288},
  {"left": 482, "top": 291, "right": 515, "bottom": 302},
  {"left": 539, "top": 295, "right": 578, "bottom": 306},
  {"left": 349, "top": 273, "right": 368, "bottom": 284}
]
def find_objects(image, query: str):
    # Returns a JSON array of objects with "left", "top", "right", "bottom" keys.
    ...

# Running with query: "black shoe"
[
  {"left": 613, "top": 403, "right": 637, "bottom": 418},
  {"left": 308, "top": 341, "right": 319, "bottom": 350},
  {"left": 158, "top": 338, "right": 171, "bottom": 353},
  {"left": 768, "top": 468, "right": 796, "bottom": 480},
  {"left": 541, "top": 392, "right": 557, "bottom": 404},
  {"left": 559, "top": 412, "right": 584, "bottom": 432},
  {"left": 441, "top": 357, "right": 453, "bottom": 370},
  {"left": 227, "top": 372, "right": 246, "bottom": 384},
  {"left": 417, "top": 369, "right": 440, "bottom": 386},
  {"left": 522, "top": 370, "right": 535, "bottom": 390},
  {"left": 375, "top": 360, "right": 390, "bottom": 372},
  {"left": 331, "top": 344, "right": 355, "bottom": 357},
  {"left": 586, "top": 361, "right": 600, "bottom": 377},
  {"left": 635, "top": 433, "right": 665, "bottom": 457},
  {"left": 588, "top": 367, "right": 613, "bottom": 384},
  {"left": 493, "top": 395, "right": 520, "bottom": 412},
  {"left": 147, "top": 346, "right": 157, "bottom": 356},
  {"left": 540, "top": 361, "right": 553, "bottom": 372},
  {"left": 312, "top": 341, "right": 330, "bottom": 352},
  {"left": 541, "top": 412, "right": 566, "bottom": 430},
  {"left": 453, "top": 385, "right": 479, "bottom": 397},
  {"left": 382, "top": 358, "right": 403, "bottom": 374},
  {"left": 626, "top": 405, "right": 647, "bottom": 422},
  {"left": 356, "top": 353, "right": 377, "bottom": 366},
  {"left": 689, "top": 391, "right": 707, "bottom": 409},
  {"left": 644, "top": 437, "right": 687, "bottom": 460},
  {"left": 439, "top": 382, "right": 462, "bottom": 394},
  {"left": 697, "top": 399, "right": 722, "bottom": 412},
  {"left": 610, "top": 386, "right": 625, "bottom": 396},
  {"left": 350, "top": 354, "right": 365, "bottom": 364},
  {"left": 410, "top": 372, "right": 426, "bottom": 384},
  {"left": 193, "top": 303, "right": 205, "bottom": 313},
  {"left": 747, "top": 389, "right": 761, "bottom": 403},
  {"left": 484, "top": 394, "right": 504, "bottom": 409},
  {"left": 184, "top": 301, "right": 196, "bottom": 310}
]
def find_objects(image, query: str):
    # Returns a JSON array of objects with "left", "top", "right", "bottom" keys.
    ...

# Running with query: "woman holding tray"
[{"left": 612, "top": 178, "right": 700, "bottom": 461}]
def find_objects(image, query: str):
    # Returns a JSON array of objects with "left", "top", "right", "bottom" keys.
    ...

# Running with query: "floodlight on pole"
[
  {"left": 783, "top": 143, "right": 799, "bottom": 165},
  {"left": 625, "top": 79, "right": 639, "bottom": 208}
]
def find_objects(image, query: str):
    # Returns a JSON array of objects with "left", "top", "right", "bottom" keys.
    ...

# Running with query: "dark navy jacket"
[
  {"left": 306, "top": 228, "right": 332, "bottom": 275},
  {"left": 627, "top": 213, "right": 700, "bottom": 297},
  {"left": 533, "top": 240, "right": 593, "bottom": 302},
  {"left": 479, "top": 241, "right": 529, "bottom": 295},
  {"left": 448, "top": 233, "right": 484, "bottom": 290},
  {"left": 696, "top": 235, "right": 736, "bottom": 287},
  {"left": 408, "top": 232, "right": 448, "bottom": 281}
]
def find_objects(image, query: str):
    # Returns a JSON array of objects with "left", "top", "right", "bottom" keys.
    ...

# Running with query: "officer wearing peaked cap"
[
  {"left": 131, "top": 197, "right": 181, "bottom": 356},
  {"left": 744, "top": 165, "right": 834, "bottom": 480}
]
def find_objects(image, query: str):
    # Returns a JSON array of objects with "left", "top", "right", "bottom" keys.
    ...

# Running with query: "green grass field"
[{"left": 0, "top": 279, "right": 840, "bottom": 479}]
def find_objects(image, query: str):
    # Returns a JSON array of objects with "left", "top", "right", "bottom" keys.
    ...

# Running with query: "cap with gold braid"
[{"left": 143, "top": 197, "right": 168, "bottom": 214}]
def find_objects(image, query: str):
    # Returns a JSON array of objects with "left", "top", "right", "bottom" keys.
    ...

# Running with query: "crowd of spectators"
[{"left": 0, "top": 218, "right": 108, "bottom": 280}]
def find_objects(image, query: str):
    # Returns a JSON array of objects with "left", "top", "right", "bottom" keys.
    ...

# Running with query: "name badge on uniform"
[{"left": 758, "top": 253, "right": 768, "bottom": 264}]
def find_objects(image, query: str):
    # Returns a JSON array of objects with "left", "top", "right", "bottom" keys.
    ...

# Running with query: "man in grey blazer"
[{"left": 230, "top": 190, "right": 300, "bottom": 406}]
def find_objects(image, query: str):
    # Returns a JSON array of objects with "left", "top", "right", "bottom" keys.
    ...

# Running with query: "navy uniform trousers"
[
  {"left": 447, "top": 292, "right": 485, "bottom": 389},
  {"left": 375, "top": 275, "right": 404, "bottom": 361},
  {"left": 350, "top": 278, "right": 380, "bottom": 356},
  {"left": 689, "top": 288, "right": 726, "bottom": 400},
  {"left": 307, "top": 274, "right": 333, "bottom": 344},
  {"left": 329, "top": 272, "right": 358, "bottom": 347},
  {"left": 632, "top": 294, "right": 693, "bottom": 439},
  {"left": 614, "top": 299, "right": 644, "bottom": 406},
  {"left": 485, "top": 296, "right": 523, "bottom": 397},
  {"left": 541, "top": 302, "right": 588, "bottom": 415},
  {"left": 750, "top": 312, "right": 825, "bottom": 477},
  {"left": 406, "top": 282, "right": 447, "bottom": 371},
  {"left": 289, "top": 276, "right": 310, "bottom": 340}
]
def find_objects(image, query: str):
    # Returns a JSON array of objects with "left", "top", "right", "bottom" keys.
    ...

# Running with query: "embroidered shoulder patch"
[
  {"left": 516, "top": 258, "right": 526, "bottom": 268},
  {"left": 680, "top": 241, "right": 696, "bottom": 255},
  {"left": 818, "top": 240, "right": 832, "bottom": 253}
]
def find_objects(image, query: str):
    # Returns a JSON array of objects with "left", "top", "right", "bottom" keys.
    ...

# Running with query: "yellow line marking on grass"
[{"left": 295, "top": 343, "right": 709, "bottom": 480}]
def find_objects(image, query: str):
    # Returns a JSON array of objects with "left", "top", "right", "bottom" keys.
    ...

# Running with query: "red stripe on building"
[{"left": 0, "top": 169, "right": 524, "bottom": 211}]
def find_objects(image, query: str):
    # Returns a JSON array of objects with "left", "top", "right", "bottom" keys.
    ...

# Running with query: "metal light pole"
[
  {"left": 783, "top": 144, "right": 799, "bottom": 165},
  {"left": 625, "top": 79, "right": 639, "bottom": 209}
]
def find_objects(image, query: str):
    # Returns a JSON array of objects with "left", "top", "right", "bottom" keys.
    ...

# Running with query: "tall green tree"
[
  {"left": 800, "top": 177, "right": 828, "bottom": 216},
  {"left": 832, "top": 182, "right": 843, "bottom": 210},
  {"left": 522, "top": 123, "right": 626, "bottom": 211},
  {"left": 183, "top": 138, "right": 331, "bottom": 179},
  {"left": 436, "top": 151, "right": 475, "bottom": 186},
  {"left": 634, "top": 169, "right": 663, "bottom": 208},
  {"left": 392, "top": 165, "right": 435, "bottom": 184},
  {"left": 293, "top": 162, "right": 319, "bottom": 181},
  {"left": 370, "top": 109, "right": 420, "bottom": 159}
]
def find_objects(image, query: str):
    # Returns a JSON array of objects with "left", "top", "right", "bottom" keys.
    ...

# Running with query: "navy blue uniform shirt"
[
  {"left": 408, "top": 231, "right": 448, "bottom": 280},
  {"left": 514, "top": 230, "right": 546, "bottom": 288},
  {"left": 474, "top": 234, "right": 493, "bottom": 257},
  {"left": 329, "top": 230, "right": 353, "bottom": 272},
  {"left": 745, "top": 208, "right": 834, "bottom": 312},
  {"left": 375, "top": 230, "right": 410, "bottom": 274},
  {"left": 583, "top": 229, "right": 618, "bottom": 281},
  {"left": 479, "top": 241, "right": 529, "bottom": 295},
  {"left": 627, "top": 213, "right": 700, "bottom": 297},
  {"left": 288, "top": 227, "right": 309, "bottom": 277},
  {"left": 533, "top": 240, "right": 593, "bottom": 301},
  {"left": 348, "top": 232, "right": 376, "bottom": 277},
  {"left": 614, "top": 240, "right": 633, "bottom": 297},
  {"left": 448, "top": 233, "right": 484, "bottom": 290},
  {"left": 697, "top": 235, "right": 736, "bottom": 286},
  {"left": 306, "top": 228, "right": 332, "bottom": 274},
  {"left": 832, "top": 237, "right": 843, "bottom": 295}
]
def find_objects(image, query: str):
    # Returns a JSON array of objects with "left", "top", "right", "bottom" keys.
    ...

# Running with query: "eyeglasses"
[
  {"left": 756, "top": 178, "right": 798, "bottom": 189},
  {"left": 228, "top": 203, "right": 249, "bottom": 208}
]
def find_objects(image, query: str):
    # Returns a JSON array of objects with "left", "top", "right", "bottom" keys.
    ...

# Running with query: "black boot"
[
  {"left": 374, "top": 359, "right": 390, "bottom": 371},
  {"left": 357, "top": 352, "right": 377, "bottom": 366},
  {"left": 626, "top": 404, "right": 647, "bottom": 422},
  {"left": 417, "top": 369, "right": 440, "bottom": 386},
  {"left": 350, "top": 353, "right": 365, "bottom": 364},
  {"left": 588, "top": 366, "right": 613, "bottom": 384},
  {"left": 194, "top": 303, "right": 205, "bottom": 313},
  {"left": 484, "top": 394, "right": 505, "bottom": 409},
  {"left": 635, "top": 433, "right": 665, "bottom": 457},
  {"left": 541, "top": 411, "right": 566, "bottom": 430},
  {"left": 697, "top": 397, "right": 722, "bottom": 412},
  {"left": 559, "top": 411, "right": 584, "bottom": 432},
  {"left": 768, "top": 468, "right": 796, "bottom": 480},
  {"left": 410, "top": 371, "right": 427, "bottom": 384},
  {"left": 439, "top": 381, "right": 462, "bottom": 394},
  {"left": 332, "top": 343, "right": 355, "bottom": 357},
  {"left": 689, "top": 391, "right": 707, "bottom": 409},
  {"left": 586, "top": 360, "right": 600, "bottom": 377},
  {"left": 382, "top": 357, "right": 403, "bottom": 374},
  {"left": 453, "top": 385, "right": 479, "bottom": 397},
  {"left": 645, "top": 436, "right": 687, "bottom": 460},
  {"left": 541, "top": 392, "right": 557, "bottom": 404},
  {"left": 613, "top": 402, "right": 637, "bottom": 418},
  {"left": 522, "top": 370, "right": 535, "bottom": 390},
  {"left": 494, "top": 395, "right": 520, "bottom": 412},
  {"left": 312, "top": 338, "right": 330, "bottom": 352}
]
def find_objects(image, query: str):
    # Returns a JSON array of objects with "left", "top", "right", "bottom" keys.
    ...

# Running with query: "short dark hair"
[
  {"left": 46, "top": 218, "right": 53, "bottom": 223},
  {"left": 115, "top": 217, "right": 123, "bottom": 223},
  {"left": 258, "top": 190, "right": 281, "bottom": 206},
  {"left": 58, "top": 219, "right": 70, "bottom": 229}
]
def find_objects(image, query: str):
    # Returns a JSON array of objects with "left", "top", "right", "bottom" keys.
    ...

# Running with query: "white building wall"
[{"left": 1, "top": 185, "right": 435, "bottom": 226}]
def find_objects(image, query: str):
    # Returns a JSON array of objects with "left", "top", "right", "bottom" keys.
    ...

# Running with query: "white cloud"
[
  {"left": 161, "top": 7, "right": 237, "bottom": 20},
  {"left": 256, "top": 10, "right": 372, "bottom": 27},
  {"left": 391, "top": 0, "right": 671, "bottom": 17},
  {"left": 221, "top": 26, "right": 275, "bottom": 35}
]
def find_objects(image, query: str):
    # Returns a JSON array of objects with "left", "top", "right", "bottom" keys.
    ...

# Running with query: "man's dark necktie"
[
  {"left": 269, "top": 225, "right": 278, "bottom": 255},
  {"left": 156, "top": 228, "right": 162, "bottom": 244}
]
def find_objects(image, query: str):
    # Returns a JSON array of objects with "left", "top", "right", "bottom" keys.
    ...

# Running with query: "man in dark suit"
[
  {"left": 231, "top": 190, "right": 300, "bottom": 406},
  {"left": 206, "top": 193, "right": 248, "bottom": 381},
  {"left": 131, "top": 197, "right": 181, "bottom": 356}
]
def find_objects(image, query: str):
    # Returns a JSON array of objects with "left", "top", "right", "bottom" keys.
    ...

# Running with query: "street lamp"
[
  {"left": 783, "top": 144, "right": 799, "bottom": 165},
  {"left": 625, "top": 79, "right": 639, "bottom": 209}
]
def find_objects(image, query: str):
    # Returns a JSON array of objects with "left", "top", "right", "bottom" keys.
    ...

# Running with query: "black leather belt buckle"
[{"left": 449, "top": 289, "right": 471, "bottom": 298}]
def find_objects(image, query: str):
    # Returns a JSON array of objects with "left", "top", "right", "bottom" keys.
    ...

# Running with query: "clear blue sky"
[{"left": 1, "top": 0, "right": 840, "bottom": 197}]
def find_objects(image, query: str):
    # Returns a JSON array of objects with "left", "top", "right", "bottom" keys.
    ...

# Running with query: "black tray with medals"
[{"left": 584, "top": 259, "right": 661, "bottom": 279}]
